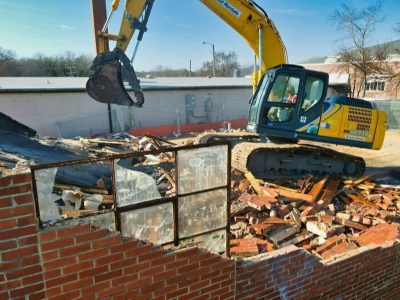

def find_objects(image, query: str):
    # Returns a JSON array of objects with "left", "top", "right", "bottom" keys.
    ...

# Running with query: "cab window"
[{"left": 301, "top": 76, "right": 325, "bottom": 113}]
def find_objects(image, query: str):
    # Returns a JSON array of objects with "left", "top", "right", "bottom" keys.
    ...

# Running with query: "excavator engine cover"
[{"left": 86, "top": 50, "right": 144, "bottom": 107}]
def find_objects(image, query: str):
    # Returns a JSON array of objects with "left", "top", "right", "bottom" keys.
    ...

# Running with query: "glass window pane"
[
  {"left": 115, "top": 159, "right": 161, "bottom": 207},
  {"left": 178, "top": 189, "right": 227, "bottom": 238},
  {"left": 120, "top": 204, "right": 174, "bottom": 244},
  {"left": 180, "top": 229, "right": 226, "bottom": 255},
  {"left": 177, "top": 145, "right": 228, "bottom": 194}
]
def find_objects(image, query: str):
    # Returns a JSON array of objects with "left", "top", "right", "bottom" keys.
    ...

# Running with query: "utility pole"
[{"left": 203, "top": 41, "right": 216, "bottom": 77}]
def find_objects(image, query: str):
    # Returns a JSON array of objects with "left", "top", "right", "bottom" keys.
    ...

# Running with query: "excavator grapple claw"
[{"left": 86, "top": 50, "right": 144, "bottom": 107}]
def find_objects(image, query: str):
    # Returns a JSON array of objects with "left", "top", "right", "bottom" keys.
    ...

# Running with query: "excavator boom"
[{"left": 86, "top": 0, "right": 287, "bottom": 106}]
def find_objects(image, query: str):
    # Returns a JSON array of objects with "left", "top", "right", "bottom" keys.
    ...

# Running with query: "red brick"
[
  {"left": 0, "top": 205, "right": 35, "bottom": 219},
  {"left": 29, "top": 291, "right": 46, "bottom": 300},
  {"left": 140, "top": 280, "right": 165, "bottom": 294},
  {"left": 174, "top": 248, "right": 200, "bottom": 260},
  {"left": 21, "top": 254, "right": 40, "bottom": 267},
  {"left": 45, "top": 287, "right": 62, "bottom": 298},
  {"left": 14, "top": 194, "right": 34, "bottom": 205},
  {"left": 41, "top": 250, "right": 58, "bottom": 261},
  {"left": 6, "top": 265, "right": 42, "bottom": 280},
  {"left": 153, "top": 269, "right": 177, "bottom": 282},
  {"left": 1, "top": 225, "right": 37, "bottom": 241},
  {"left": 39, "top": 230, "right": 57, "bottom": 242},
  {"left": 199, "top": 255, "right": 221, "bottom": 268},
  {"left": 9, "top": 282, "right": 44, "bottom": 298},
  {"left": 0, "top": 219, "right": 17, "bottom": 231},
  {"left": 92, "top": 234, "right": 122, "bottom": 249},
  {"left": 63, "top": 277, "right": 93, "bottom": 293},
  {"left": 96, "top": 252, "right": 124, "bottom": 267},
  {"left": 17, "top": 215, "right": 36, "bottom": 227},
  {"left": 95, "top": 269, "right": 122, "bottom": 283},
  {"left": 21, "top": 273, "right": 44, "bottom": 286},
  {"left": 110, "top": 256, "right": 137, "bottom": 271},
  {"left": 167, "top": 287, "right": 189, "bottom": 299},
  {"left": 108, "top": 238, "right": 138, "bottom": 254},
  {"left": 1, "top": 183, "right": 32, "bottom": 197},
  {"left": 79, "top": 248, "right": 108, "bottom": 262},
  {"left": 59, "top": 242, "right": 91, "bottom": 258},
  {"left": 210, "top": 286, "right": 233, "bottom": 298},
  {"left": 124, "top": 261, "right": 150, "bottom": 275},
  {"left": 0, "top": 260, "right": 20, "bottom": 272},
  {"left": 43, "top": 269, "right": 62, "bottom": 281},
  {"left": 0, "top": 240, "right": 17, "bottom": 251},
  {"left": 46, "top": 273, "right": 78, "bottom": 289},
  {"left": 2, "top": 245, "right": 38, "bottom": 261},
  {"left": 153, "top": 283, "right": 178, "bottom": 297},
  {"left": 19, "top": 235, "right": 38, "bottom": 247},
  {"left": 97, "top": 285, "right": 125, "bottom": 299},
  {"left": 63, "top": 260, "right": 93, "bottom": 275},
  {"left": 82, "top": 281, "right": 110, "bottom": 296},
  {"left": 56, "top": 223, "right": 90, "bottom": 239},
  {"left": 126, "top": 276, "right": 152, "bottom": 290},
  {"left": 80, "top": 265, "right": 108, "bottom": 279},
  {"left": 125, "top": 243, "right": 153, "bottom": 257},
  {"left": 112, "top": 273, "right": 138, "bottom": 286},
  {"left": 177, "top": 276, "right": 199, "bottom": 289},
  {"left": 48, "top": 289, "right": 80, "bottom": 300},
  {"left": 0, "top": 197, "right": 12, "bottom": 208},
  {"left": 165, "top": 258, "right": 189, "bottom": 270},
  {"left": 43, "top": 256, "right": 76, "bottom": 271},
  {"left": 5, "top": 279, "right": 21, "bottom": 290},
  {"left": 138, "top": 249, "right": 164, "bottom": 262},
  {"left": 190, "top": 279, "right": 211, "bottom": 291},
  {"left": 140, "top": 265, "right": 164, "bottom": 278},
  {"left": 188, "top": 252, "right": 212, "bottom": 264},
  {"left": 75, "top": 229, "right": 107, "bottom": 244},
  {"left": 41, "top": 237, "right": 74, "bottom": 252},
  {"left": 0, "top": 176, "right": 11, "bottom": 187},
  {"left": 12, "top": 173, "right": 32, "bottom": 185},
  {"left": 0, "top": 291, "right": 9, "bottom": 299},
  {"left": 179, "top": 291, "right": 201, "bottom": 300}
]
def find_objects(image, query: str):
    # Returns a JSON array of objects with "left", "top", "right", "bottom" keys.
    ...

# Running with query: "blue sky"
[{"left": 0, "top": 0, "right": 399, "bottom": 72}]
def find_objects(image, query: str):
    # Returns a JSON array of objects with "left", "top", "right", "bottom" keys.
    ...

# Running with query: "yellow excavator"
[{"left": 86, "top": 0, "right": 388, "bottom": 179}]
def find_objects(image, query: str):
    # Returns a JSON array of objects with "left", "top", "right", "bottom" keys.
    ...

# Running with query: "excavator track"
[
  {"left": 193, "top": 131, "right": 365, "bottom": 179},
  {"left": 232, "top": 142, "right": 365, "bottom": 180},
  {"left": 193, "top": 131, "right": 261, "bottom": 145}
]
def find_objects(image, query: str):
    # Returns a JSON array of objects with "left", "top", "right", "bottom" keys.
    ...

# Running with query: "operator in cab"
[{"left": 285, "top": 86, "right": 297, "bottom": 103}]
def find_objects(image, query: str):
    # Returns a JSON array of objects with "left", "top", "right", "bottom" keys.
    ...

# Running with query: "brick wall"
[{"left": 1, "top": 173, "right": 399, "bottom": 299}]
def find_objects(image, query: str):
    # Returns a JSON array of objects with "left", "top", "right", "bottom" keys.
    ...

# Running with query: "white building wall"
[{"left": 0, "top": 87, "right": 252, "bottom": 138}]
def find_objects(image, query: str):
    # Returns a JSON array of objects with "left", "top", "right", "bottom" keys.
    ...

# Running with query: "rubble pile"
[
  {"left": 1, "top": 128, "right": 399, "bottom": 260},
  {"left": 229, "top": 170, "right": 400, "bottom": 259}
]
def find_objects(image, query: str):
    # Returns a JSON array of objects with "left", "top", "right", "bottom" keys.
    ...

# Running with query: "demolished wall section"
[{"left": 1, "top": 172, "right": 400, "bottom": 299}]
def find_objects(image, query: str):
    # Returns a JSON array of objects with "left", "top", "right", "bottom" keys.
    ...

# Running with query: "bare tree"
[
  {"left": 330, "top": 1, "right": 386, "bottom": 97},
  {"left": 0, "top": 48, "right": 20, "bottom": 76},
  {"left": 200, "top": 50, "right": 240, "bottom": 77}
]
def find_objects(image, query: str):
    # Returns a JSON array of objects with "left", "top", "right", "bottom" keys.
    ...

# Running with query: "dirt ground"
[{"left": 300, "top": 130, "right": 400, "bottom": 183}]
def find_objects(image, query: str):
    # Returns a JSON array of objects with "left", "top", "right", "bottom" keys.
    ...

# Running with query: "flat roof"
[{"left": 0, "top": 77, "right": 252, "bottom": 93}]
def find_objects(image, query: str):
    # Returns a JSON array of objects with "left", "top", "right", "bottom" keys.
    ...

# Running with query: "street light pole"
[{"left": 203, "top": 41, "right": 216, "bottom": 77}]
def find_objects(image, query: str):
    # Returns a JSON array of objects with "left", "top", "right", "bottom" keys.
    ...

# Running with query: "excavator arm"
[
  {"left": 86, "top": 0, "right": 287, "bottom": 106},
  {"left": 199, "top": 0, "right": 287, "bottom": 88},
  {"left": 87, "top": 0, "right": 154, "bottom": 107}
]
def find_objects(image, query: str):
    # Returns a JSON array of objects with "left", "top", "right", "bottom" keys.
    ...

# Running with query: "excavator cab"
[{"left": 248, "top": 64, "right": 387, "bottom": 150}]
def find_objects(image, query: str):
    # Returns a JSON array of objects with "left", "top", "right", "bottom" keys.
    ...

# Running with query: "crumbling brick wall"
[{"left": 1, "top": 173, "right": 399, "bottom": 299}]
